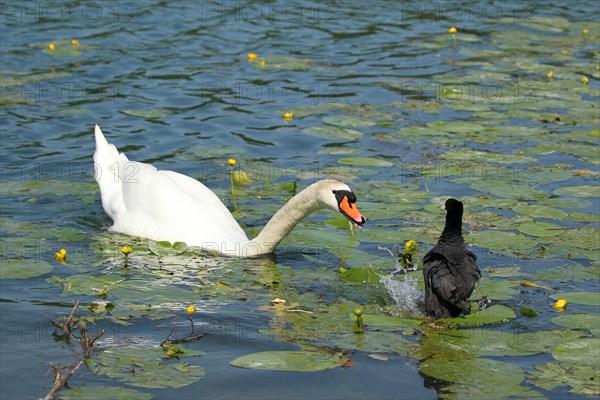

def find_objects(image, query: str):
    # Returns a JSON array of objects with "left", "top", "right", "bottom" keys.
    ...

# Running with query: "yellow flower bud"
[
  {"left": 448, "top": 27, "right": 457, "bottom": 34},
  {"left": 283, "top": 112, "right": 294, "bottom": 120},
  {"left": 71, "top": 39, "right": 79, "bottom": 46},
  {"left": 48, "top": 43, "right": 55, "bottom": 51},
  {"left": 54, "top": 249, "right": 67, "bottom": 262},
  {"left": 247, "top": 53, "right": 258, "bottom": 62},
  {"left": 228, "top": 158, "right": 237, "bottom": 166},
  {"left": 581, "top": 76, "right": 589, "bottom": 85},
  {"left": 186, "top": 305, "right": 196, "bottom": 314},
  {"left": 547, "top": 71, "right": 554, "bottom": 80},
  {"left": 553, "top": 298, "right": 567, "bottom": 309},
  {"left": 121, "top": 245, "right": 132, "bottom": 255},
  {"left": 404, "top": 240, "right": 417, "bottom": 254},
  {"left": 582, "top": 28, "right": 589, "bottom": 37}
]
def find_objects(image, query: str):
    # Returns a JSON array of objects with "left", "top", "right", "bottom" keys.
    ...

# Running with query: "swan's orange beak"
[{"left": 338, "top": 192, "right": 366, "bottom": 228}]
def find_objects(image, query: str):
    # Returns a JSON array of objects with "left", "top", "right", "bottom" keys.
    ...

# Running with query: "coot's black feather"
[{"left": 422, "top": 198, "right": 481, "bottom": 319}]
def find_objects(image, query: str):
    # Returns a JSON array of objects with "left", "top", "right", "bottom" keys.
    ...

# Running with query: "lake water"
[{"left": 1, "top": 1, "right": 599, "bottom": 399}]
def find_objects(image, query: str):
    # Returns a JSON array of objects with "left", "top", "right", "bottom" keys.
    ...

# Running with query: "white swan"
[{"left": 93, "top": 125, "right": 366, "bottom": 257}]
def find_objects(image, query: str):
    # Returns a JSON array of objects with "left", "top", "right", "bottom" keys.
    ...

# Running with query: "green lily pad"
[
  {"left": 331, "top": 332, "right": 414, "bottom": 355},
  {"left": 508, "top": 330, "right": 589, "bottom": 354},
  {"left": 60, "top": 386, "right": 153, "bottom": 400},
  {"left": 554, "top": 185, "right": 600, "bottom": 197},
  {"left": 420, "top": 357, "right": 527, "bottom": 398},
  {"left": 551, "top": 314, "right": 599, "bottom": 333},
  {"left": 511, "top": 204, "right": 568, "bottom": 220},
  {"left": 0, "top": 259, "right": 53, "bottom": 279},
  {"left": 230, "top": 350, "right": 347, "bottom": 372},
  {"left": 518, "top": 222, "right": 565, "bottom": 237},
  {"left": 339, "top": 267, "right": 382, "bottom": 284},
  {"left": 56, "top": 275, "right": 125, "bottom": 297},
  {"left": 552, "top": 338, "right": 600, "bottom": 366},
  {"left": 358, "top": 314, "right": 422, "bottom": 328},
  {"left": 148, "top": 241, "right": 188, "bottom": 257},
  {"left": 550, "top": 292, "right": 600, "bottom": 307},
  {"left": 529, "top": 361, "right": 600, "bottom": 397},
  {"left": 323, "top": 115, "right": 376, "bottom": 128},
  {"left": 440, "top": 149, "right": 537, "bottom": 164},
  {"left": 442, "top": 304, "right": 516, "bottom": 327},
  {"left": 536, "top": 264, "right": 600, "bottom": 282},
  {"left": 301, "top": 126, "right": 363, "bottom": 140},
  {"left": 121, "top": 108, "right": 173, "bottom": 119},
  {"left": 337, "top": 157, "right": 394, "bottom": 167},
  {"left": 255, "top": 56, "right": 311, "bottom": 71},
  {"left": 484, "top": 266, "right": 523, "bottom": 278},
  {"left": 88, "top": 346, "right": 204, "bottom": 388},
  {"left": 466, "top": 230, "right": 538, "bottom": 254}
]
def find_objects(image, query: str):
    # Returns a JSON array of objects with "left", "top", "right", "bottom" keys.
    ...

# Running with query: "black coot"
[{"left": 422, "top": 198, "right": 481, "bottom": 318}]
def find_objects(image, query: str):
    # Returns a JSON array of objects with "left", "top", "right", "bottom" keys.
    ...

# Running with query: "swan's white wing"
[{"left": 95, "top": 125, "right": 248, "bottom": 248}]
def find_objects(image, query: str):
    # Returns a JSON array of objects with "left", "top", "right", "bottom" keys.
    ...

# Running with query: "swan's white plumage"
[{"left": 93, "top": 125, "right": 364, "bottom": 257}]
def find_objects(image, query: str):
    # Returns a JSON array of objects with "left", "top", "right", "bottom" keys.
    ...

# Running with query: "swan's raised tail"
[{"left": 94, "top": 125, "right": 127, "bottom": 219}]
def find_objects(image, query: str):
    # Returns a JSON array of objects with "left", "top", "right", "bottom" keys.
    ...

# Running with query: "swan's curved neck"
[{"left": 244, "top": 181, "right": 325, "bottom": 256}]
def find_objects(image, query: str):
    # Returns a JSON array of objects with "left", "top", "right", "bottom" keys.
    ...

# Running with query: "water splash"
[
  {"left": 378, "top": 246, "right": 423, "bottom": 314},
  {"left": 381, "top": 274, "right": 423, "bottom": 314}
]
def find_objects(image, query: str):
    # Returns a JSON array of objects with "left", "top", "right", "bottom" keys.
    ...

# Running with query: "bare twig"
[
  {"left": 45, "top": 300, "right": 105, "bottom": 400},
  {"left": 44, "top": 360, "right": 84, "bottom": 400},
  {"left": 52, "top": 300, "right": 81, "bottom": 339},
  {"left": 160, "top": 317, "right": 208, "bottom": 346}
]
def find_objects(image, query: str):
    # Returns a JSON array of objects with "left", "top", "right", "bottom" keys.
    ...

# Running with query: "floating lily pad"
[
  {"left": 148, "top": 241, "right": 188, "bottom": 257},
  {"left": 0, "top": 259, "right": 53, "bottom": 279},
  {"left": 551, "top": 314, "right": 599, "bottom": 333},
  {"left": 230, "top": 350, "right": 347, "bottom": 372},
  {"left": 511, "top": 204, "right": 568, "bottom": 220},
  {"left": 529, "top": 361, "right": 600, "bottom": 396},
  {"left": 301, "top": 126, "right": 363, "bottom": 140},
  {"left": 88, "top": 346, "right": 204, "bottom": 388},
  {"left": 466, "top": 231, "right": 538, "bottom": 255},
  {"left": 56, "top": 274, "right": 125, "bottom": 297},
  {"left": 331, "top": 331, "right": 414, "bottom": 355},
  {"left": 60, "top": 386, "right": 152, "bottom": 400},
  {"left": 323, "top": 115, "right": 376, "bottom": 128},
  {"left": 255, "top": 56, "right": 311, "bottom": 71},
  {"left": 121, "top": 108, "right": 173, "bottom": 119},
  {"left": 552, "top": 338, "right": 600, "bottom": 366},
  {"left": 358, "top": 314, "right": 422, "bottom": 328},
  {"left": 420, "top": 357, "right": 527, "bottom": 398},
  {"left": 442, "top": 304, "right": 516, "bottom": 327},
  {"left": 337, "top": 157, "right": 394, "bottom": 167},
  {"left": 518, "top": 222, "right": 565, "bottom": 237},
  {"left": 550, "top": 292, "right": 600, "bottom": 307},
  {"left": 440, "top": 149, "right": 537, "bottom": 164},
  {"left": 554, "top": 185, "right": 599, "bottom": 197},
  {"left": 339, "top": 267, "right": 382, "bottom": 284}
]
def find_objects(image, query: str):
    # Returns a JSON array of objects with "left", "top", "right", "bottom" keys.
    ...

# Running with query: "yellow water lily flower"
[
  {"left": 71, "top": 39, "right": 79, "bottom": 46},
  {"left": 54, "top": 248, "right": 67, "bottom": 262},
  {"left": 186, "top": 305, "right": 196, "bottom": 314},
  {"left": 547, "top": 71, "right": 554, "bottom": 80},
  {"left": 283, "top": 112, "right": 294, "bottom": 120},
  {"left": 121, "top": 245, "right": 132, "bottom": 255},
  {"left": 582, "top": 28, "right": 589, "bottom": 37},
  {"left": 404, "top": 240, "right": 417, "bottom": 254},
  {"left": 228, "top": 158, "right": 237, "bottom": 166},
  {"left": 48, "top": 43, "right": 55, "bottom": 51},
  {"left": 552, "top": 298, "right": 567, "bottom": 309},
  {"left": 581, "top": 76, "right": 589, "bottom": 85},
  {"left": 247, "top": 52, "right": 258, "bottom": 62},
  {"left": 448, "top": 27, "right": 457, "bottom": 34}
]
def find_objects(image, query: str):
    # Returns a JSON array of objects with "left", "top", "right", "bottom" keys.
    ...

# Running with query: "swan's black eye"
[{"left": 332, "top": 190, "right": 337, "bottom": 194}]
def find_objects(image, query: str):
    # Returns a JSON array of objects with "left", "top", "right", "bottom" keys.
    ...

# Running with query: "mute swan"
[
  {"left": 423, "top": 199, "right": 481, "bottom": 318},
  {"left": 93, "top": 125, "right": 366, "bottom": 257}
]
